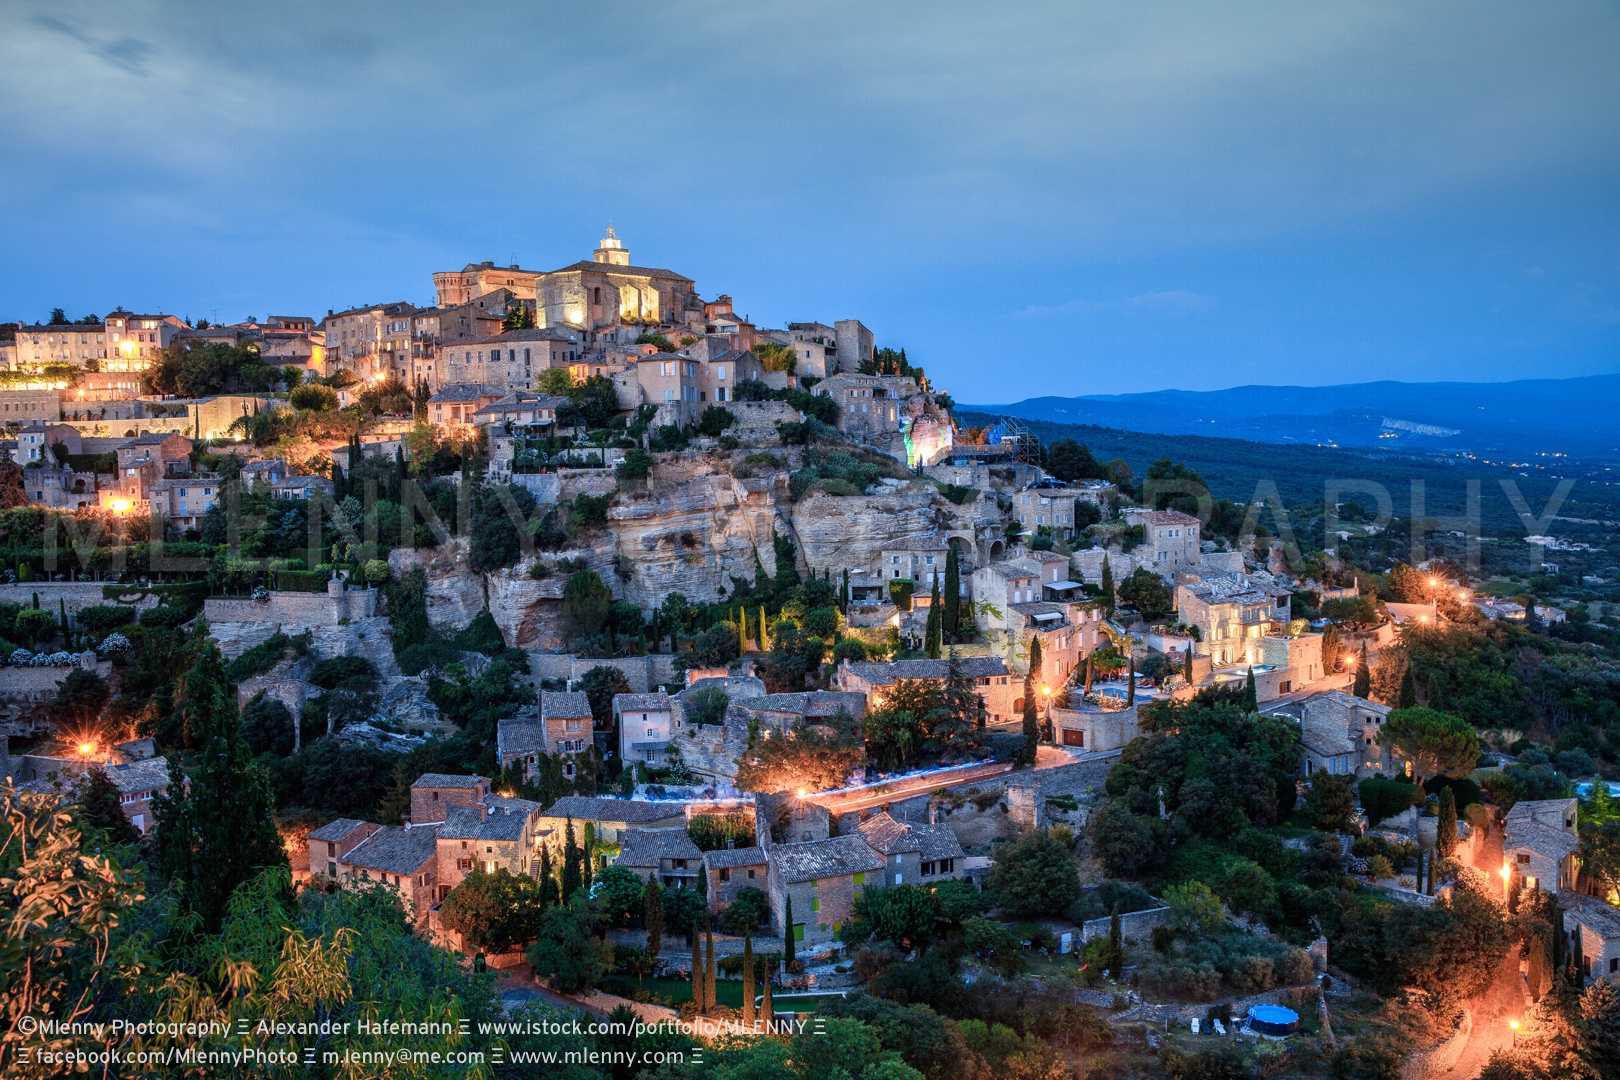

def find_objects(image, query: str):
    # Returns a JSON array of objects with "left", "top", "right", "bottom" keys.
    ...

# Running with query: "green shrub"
[
  {"left": 276, "top": 569, "right": 330, "bottom": 593},
  {"left": 1359, "top": 776, "right": 1424, "bottom": 826}
]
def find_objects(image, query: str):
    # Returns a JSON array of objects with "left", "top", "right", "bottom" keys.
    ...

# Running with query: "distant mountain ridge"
[{"left": 966, "top": 372, "right": 1620, "bottom": 460}]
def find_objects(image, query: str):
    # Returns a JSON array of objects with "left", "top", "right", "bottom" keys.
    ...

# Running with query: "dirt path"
[{"left": 1437, "top": 819, "right": 1524, "bottom": 1080}]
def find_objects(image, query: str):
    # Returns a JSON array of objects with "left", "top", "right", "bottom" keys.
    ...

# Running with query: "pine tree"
[
  {"left": 1243, "top": 666, "right": 1257, "bottom": 712},
  {"left": 943, "top": 546, "right": 961, "bottom": 638},
  {"left": 644, "top": 880, "right": 665, "bottom": 955},
  {"left": 1353, "top": 646, "right": 1371, "bottom": 698},
  {"left": 79, "top": 768, "right": 140, "bottom": 845},
  {"left": 784, "top": 894, "right": 797, "bottom": 967},
  {"left": 562, "top": 817, "right": 583, "bottom": 900},
  {"left": 152, "top": 626, "right": 286, "bottom": 932},
  {"left": 1437, "top": 786, "right": 1458, "bottom": 858}
]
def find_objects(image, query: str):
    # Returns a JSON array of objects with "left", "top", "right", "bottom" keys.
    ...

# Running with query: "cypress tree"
[
  {"left": 539, "top": 845, "right": 558, "bottom": 908},
  {"left": 1437, "top": 786, "right": 1458, "bottom": 859},
  {"left": 691, "top": 930, "right": 705, "bottom": 1009},
  {"left": 704, "top": 911, "right": 717, "bottom": 1012},
  {"left": 841, "top": 568, "right": 850, "bottom": 613},
  {"left": 738, "top": 607, "right": 749, "bottom": 651},
  {"left": 761, "top": 962, "right": 774, "bottom": 1024},
  {"left": 1243, "top": 666, "right": 1257, "bottom": 712},
  {"left": 1107, "top": 902, "right": 1124, "bottom": 977},
  {"left": 644, "top": 880, "right": 665, "bottom": 955},
  {"left": 152, "top": 625, "right": 286, "bottom": 932},
  {"left": 58, "top": 597, "right": 69, "bottom": 644},
  {"left": 1398, "top": 664, "right": 1417, "bottom": 708},
  {"left": 582, "top": 821, "right": 596, "bottom": 888},
  {"left": 925, "top": 574, "right": 942, "bottom": 658},
  {"left": 1183, "top": 643, "right": 1194, "bottom": 684},
  {"left": 79, "top": 768, "right": 141, "bottom": 845},
  {"left": 1353, "top": 646, "right": 1371, "bottom": 698},
  {"left": 758, "top": 605, "right": 769, "bottom": 652},
  {"left": 741, "top": 933, "right": 756, "bottom": 1027},
  {"left": 562, "top": 817, "right": 583, "bottom": 900},
  {"left": 1100, "top": 556, "right": 1115, "bottom": 616},
  {"left": 784, "top": 894, "right": 797, "bottom": 967},
  {"left": 1083, "top": 653, "right": 1093, "bottom": 695},
  {"left": 1128, "top": 654, "right": 1137, "bottom": 707},
  {"left": 943, "top": 546, "right": 961, "bottom": 637},
  {"left": 1021, "top": 636, "right": 1042, "bottom": 764}
]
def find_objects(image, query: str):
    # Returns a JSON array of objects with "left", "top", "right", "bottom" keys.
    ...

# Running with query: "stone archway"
[{"left": 987, "top": 538, "right": 1006, "bottom": 562}]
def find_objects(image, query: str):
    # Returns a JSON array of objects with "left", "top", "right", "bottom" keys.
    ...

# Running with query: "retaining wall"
[
  {"left": 203, "top": 588, "right": 376, "bottom": 627},
  {"left": 529, "top": 652, "right": 679, "bottom": 693}
]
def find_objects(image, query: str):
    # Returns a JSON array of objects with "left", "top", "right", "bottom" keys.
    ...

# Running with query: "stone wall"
[
  {"left": 1050, "top": 706, "right": 1140, "bottom": 753},
  {"left": 203, "top": 587, "right": 376, "bottom": 628},
  {"left": 1080, "top": 904, "right": 1171, "bottom": 943},
  {"left": 0, "top": 582, "right": 160, "bottom": 618},
  {"left": 1400, "top": 1010, "right": 1471, "bottom": 1080},
  {"left": 528, "top": 653, "right": 680, "bottom": 693}
]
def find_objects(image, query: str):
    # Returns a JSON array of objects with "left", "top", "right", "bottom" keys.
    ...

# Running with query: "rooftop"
[
  {"left": 843, "top": 656, "right": 1010, "bottom": 684},
  {"left": 307, "top": 817, "right": 371, "bottom": 843},
  {"left": 343, "top": 825, "right": 438, "bottom": 875},
  {"left": 413, "top": 773, "right": 488, "bottom": 789},
  {"left": 541, "top": 691, "right": 593, "bottom": 722},
  {"left": 770, "top": 834, "right": 886, "bottom": 883},
  {"left": 1505, "top": 819, "right": 1581, "bottom": 860},
  {"left": 1559, "top": 890, "right": 1620, "bottom": 939},
  {"left": 1127, "top": 509, "right": 1201, "bottom": 527},
  {"left": 428, "top": 383, "right": 500, "bottom": 404},
  {"left": 882, "top": 533, "right": 950, "bottom": 552},
  {"left": 496, "top": 718, "right": 545, "bottom": 759},
  {"left": 542, "top": 796, "right": 686, "bottom": 823},
  {"left": 702, "top": 845, "right": 767, "bottom": 870},
  {"left": 616, "top": 827, "right": 703, "bottom": 866},
  {"left": 614, "top": 693, "right": 674, "bottom": 713},
  {"left": 105, "top": 757, "right": 169, "bottom": 795}
]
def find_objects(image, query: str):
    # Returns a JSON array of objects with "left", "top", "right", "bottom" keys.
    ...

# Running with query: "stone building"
[
  {"left": 103, "top": 311, "right": 186, "bottom": 372},
  {"left": 9, "top": 322, "right": 106, "bottom": 367},
  {"left": 428, "top": 384, "right": 503, "bottom": 430},
  {"left": 853, "top": 811, "right": 966, "bottom": 886},
  {"left": 536, "top": 796, "right": 687, "bottom": 846},
  {"left": 1504, "top": 798, "right": 1581, "bottom": 894},
  {"left": 615, "top": 827, "right": 704, "bottom": 890},
  {"left": 438, "top": 328, "right": 580, "bottom": 391},
  {"left": 496, "top": 691, "right": 593, "bottom": 782},
  {"left": 702, "top": 845, "right": 768, "bottom": 910},
  {"left": 307, "top": 818, "right": 380, "bottom": 881},
  {"left": 878, "top": 533, "right": 952, "bottom": 589},
  {"left": 1264, "top": 690, "right": 1396, "bottom": 778},
  {"left": 322, "top": 302, "right": 417, "bottom": 381},
  {"left": 330, "top": 826, "right": 439, "bottom": 923},
  {"left": 1124, "top": 509, "right": 1202, "bottom": 576},
  {"left": 1175, "top": 573, "right": 1292, "bottom": 668},
  {"left": 1559, "top": 891, "right": 1620, "bottom": 985},
  {"left": 615, "top": 692, "right": 679, "bottom": 768},
  {"left": 410, "top": 773, "right": 492, "bottom": 825},
  {"left": 834, "top": 657, "right": 1017, "bottom": 724},
  {"left": 433, "top": 797, "right": 547, "bottom": 898},
  {"left": 816, "top": 373, "right": 919, "bottom": 440},
  {"left": 765, "top": 834, "right": 886, "bottom": 946}
]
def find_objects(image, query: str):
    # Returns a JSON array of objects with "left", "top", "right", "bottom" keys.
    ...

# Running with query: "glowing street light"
[
  {"left": 108, "top": 498, "right": 132, "bottom": 514},
  {"left": 77, "top": 742, "right": 95, "bottom": 756}
]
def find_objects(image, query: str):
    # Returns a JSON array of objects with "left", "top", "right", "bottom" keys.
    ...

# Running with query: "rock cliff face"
[{"left": 388, "top": 460, "right": 1002, "bottom": 651}]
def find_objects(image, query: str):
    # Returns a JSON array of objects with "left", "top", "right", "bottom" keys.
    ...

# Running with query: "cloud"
[
  {"left": 31, "top": 15, "right": 154, "bottom": 76},
  {"left": 1017, "top": 291, "right": 1218, "bottom": 318}
]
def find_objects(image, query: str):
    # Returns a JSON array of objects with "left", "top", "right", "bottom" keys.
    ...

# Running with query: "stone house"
[
  {"left": 146, "top": 475, "right": 222, "bottom": 529},
  {"left": 878, "top": 533, "right": 951, "bottom": 589},
  {"left": 1015, "top": 481, "right": 1112, "bottom": 539},
  {"left": 703, "top": 845, "right": 768, "bottom": 910},
  {"left": 322, "top": 301, "right": 417, "bottom": 381},
  {"left": 1504, "top": 798, "right": 1581, "bottom": 894},
  {"left": 501, "top": 691, "right": 593, "bottom": 781},
  {"left": 536, "top": 796, "right": 688, "bottom": 846},
  {"left": 114, "top": 431, "right": 193, "bottom": 501},
  {"left": 1559, "top": 891, "right": 1620, "bottom": 985},
  {"left": 472, "top": 391, "right": 566, "bottom": 435},
  {"left": 15, "top": 422, "right": 79, "bottom": 464},
  {"left": 1049, "top": 704, "right": 1141, "bottom": 752},
  {"left": 107, "top": 756, "right": 171, "bottom": 835},
  {"left": 1175, "top": 573, "right": 1293, "bottom": 668},
  {"left": 332, "top": 825, "right": 439, "bottom": 924},
  {"left": 615, "top": 692, "right": 678, "bottom": 767},
  {"left": 1265, "top": 690, "right": 1396, "bottom": 778},
  {"left": 1124, "top": 509, "right": 1202, "bottom": 575},
  {"left": 440, "top": 330, "right": 579, "bottom": 392},
  {"left": 307, "top": 818, "right": 380, "bottom": 881},
  {"left": 102, "top": 311, "right": 186, "bottom": 371},
  {"left": 765, "top": 834, "right": 887, "bottom": 946},
  {"left": 11, "top": 323, "right": 106, "bottom": 367},
  {"left": 428, "top": 383, "right": 502, "bottom": 430},
  {"left": 854, "top": 811, "right": 966, "bottom": 886},
  {"left": 410, "top": 773, "right": 492, "bottom": 825},
  {"left": 433, "top": 797, "right": 547, "bottom": 900},
  {"left": 815, "top": 373, "right": 920, "bottom": 436},
  {"left": 615, "top": 827, "right": 704, "bottom": 891},
  {"left": 731, "top": 691, "right": 867, "bottom": 736},
  {"left": 834, "top": 656, "right": 1017, "bottom": 724}
]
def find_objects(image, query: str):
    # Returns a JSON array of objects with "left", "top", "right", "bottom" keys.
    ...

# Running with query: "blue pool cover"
[{"left": 1248, "top": 1005, "right": 1299, "bottom": 1036}]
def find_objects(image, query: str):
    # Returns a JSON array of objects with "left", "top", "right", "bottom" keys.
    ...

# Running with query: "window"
[
  {"left": 747, "top": 868, "right": 756, "bottom": 878},
  {"left": 719, "top": 868, "right": 731, "bottom": 882},
  {"left": 810, "top": 897, "right": 820, "bottom": 912},
  {"left": 852, "top": 871, "right": 864, "bottom": 885},
  {"left": 717, "top": 365, "right": 727, "bottom": 380}
]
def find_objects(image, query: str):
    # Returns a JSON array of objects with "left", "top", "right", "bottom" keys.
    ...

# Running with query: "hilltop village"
[{"left": 3, "top": 231, "right": 1619, "bottom": 1079}]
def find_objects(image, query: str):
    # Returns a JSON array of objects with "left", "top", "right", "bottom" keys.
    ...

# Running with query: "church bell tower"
[{"left": 593, "top": 224, "right": 630, "bottom": 266}]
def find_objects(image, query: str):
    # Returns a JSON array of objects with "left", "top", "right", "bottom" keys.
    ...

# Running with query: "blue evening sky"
[{"left": 1, "top": 2, "right": 1617, "bottom": 399}]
